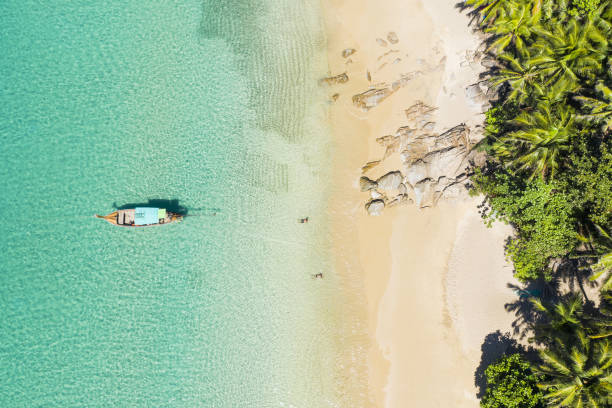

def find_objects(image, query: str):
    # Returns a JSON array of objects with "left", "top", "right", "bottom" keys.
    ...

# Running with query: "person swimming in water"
[
  {"left": 313, "top": 273, "right": 323, "bottom": 279},
  {"left": 299, "top": 217, "right": 309, "bottom": 223}
]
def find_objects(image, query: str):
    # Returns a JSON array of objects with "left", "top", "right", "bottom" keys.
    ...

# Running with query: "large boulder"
[
  {"left": 365, "top": 199, "right": 385, "bottom": 216},
  {"left": 376, "top": 171, "right": 403, "bottom": 190},
  {"left": 359, "top": 176, "right": 378, "bottom": 191},
  {"left": 353, "top": 88, "right": 393, "bottom": 110}
]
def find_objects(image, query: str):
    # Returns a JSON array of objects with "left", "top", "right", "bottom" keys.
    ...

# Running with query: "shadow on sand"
[{"left": 473, "top": 330, "right": 539, "bottom": 398}]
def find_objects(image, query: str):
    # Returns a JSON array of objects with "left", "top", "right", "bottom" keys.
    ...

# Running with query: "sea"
[{"left": 0, "top": 1, "right": 366, "bottom": 407}]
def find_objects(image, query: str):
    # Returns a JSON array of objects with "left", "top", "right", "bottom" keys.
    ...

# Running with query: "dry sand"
[{"left": 323, "top": 0, "right": 520, "bottom": 406}]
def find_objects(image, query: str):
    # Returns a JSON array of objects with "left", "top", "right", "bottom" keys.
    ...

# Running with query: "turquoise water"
[{"left": 0, "top": 2, "right": 365, "bottom": 406}]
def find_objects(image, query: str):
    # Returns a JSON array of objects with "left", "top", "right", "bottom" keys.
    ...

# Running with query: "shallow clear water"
[{"left": 0, "top": 1, "right": 363, "bottom": 406}]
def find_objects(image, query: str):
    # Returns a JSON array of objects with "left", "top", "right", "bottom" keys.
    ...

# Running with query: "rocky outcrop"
[
  {"left": 362, "top": 101, "right": 476, "bottom": 214},
  {"left": 320, "top": 72, "right": 349, "bottom": 86}
]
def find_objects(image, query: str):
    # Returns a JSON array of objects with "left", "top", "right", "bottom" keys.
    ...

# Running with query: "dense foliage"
[
  {"left": 463, "top": 1, "right": 612, "bottom": 407},
  {"left": 531, "top": 295, "right": 612, "bottom": 408},
  {"left": 481, "top": 354, "right": 544, "bottom": 408},
  {"left": 465, "top": 0, "right": 612, "bottom": 282}
]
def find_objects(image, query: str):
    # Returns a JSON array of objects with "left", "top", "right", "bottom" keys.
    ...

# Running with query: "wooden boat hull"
[{"left": 96, "top": 209, "right": 182, "bottom": 227}]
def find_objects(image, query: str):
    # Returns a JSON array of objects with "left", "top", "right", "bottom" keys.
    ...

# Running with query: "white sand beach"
[{"left": 323, "top": 0, "right": 520, "bottom": 406}]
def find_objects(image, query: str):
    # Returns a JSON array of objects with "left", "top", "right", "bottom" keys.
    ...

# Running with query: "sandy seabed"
[{"left": 322, "top": 0, "right": 520, "bottom": 406}]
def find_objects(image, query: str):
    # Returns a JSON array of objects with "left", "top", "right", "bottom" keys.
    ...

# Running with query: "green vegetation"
[
  {"left": 463, "top": 1, "right": 612, "bottom": 407},
  {"left": 481, "top": 354, "right": 544, "bottom": 408},
  {"left": 531, "top": 295, "right": 612, "bottom": 407},
  {"left": 537, "top": 331, "right": 612, "bottom": 407},
  {"left": 465, "top": 0, "right": 612, "bottom": 282}
]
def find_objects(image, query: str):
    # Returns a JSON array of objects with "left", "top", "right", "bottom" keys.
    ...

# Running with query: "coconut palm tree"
[
  {"left": 493, "top": 103, "right": 575, "bottom": 179},
  {"left": 530, "top": 18, "right": 608, "bottom": 86},
  {"left": 531, "top": 294, "right": 585, "bottom": 342},
  {"left": 491, "top": 51, "right": 545, "bottom": 104},
  {"left": 575, "top": 82, "right": 612, "bottom": 133},
  {"left": 578, "top": 224, "right": 612, "bottom": 292},
  {"left": 532, "top": 0, "right": 568, "bottom": 20},
  {"left": 588, "top": 291, "right": 612, "bottom": 340},
  {"left": 485, "top": 2, "right": 538, "bottom": 53},
  {"left": 537, "top": 331, "right": 612, "bottom": 407},
  {"left": 465, "top": 0, "right": 513, "bottom": 26}
]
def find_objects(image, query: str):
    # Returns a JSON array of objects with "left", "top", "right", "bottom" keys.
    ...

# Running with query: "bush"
[
  {"left": 481, "top": 354, "right": 543, "bottom": 408},
  {"left": 472, "top": 170, "right": 578, "bottom": 281},
  {"left": 569, "top": 0, "right": 601, "bottom": 16}
]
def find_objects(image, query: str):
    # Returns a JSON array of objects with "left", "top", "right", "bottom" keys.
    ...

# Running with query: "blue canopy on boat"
[{"left": 135, "top": 207, "right": 159, "bottom": 225}]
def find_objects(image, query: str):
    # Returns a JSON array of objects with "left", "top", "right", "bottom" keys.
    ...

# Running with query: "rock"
[
  {"left": 466, "top": 83, "right": 488, "bottom": 106},
  {"left": 342, "top": 48, "right": 356, "bottom": 58},
  {"left": 414, "top": 179, "right": 435, "bottom": 208},
  {"left": 472, "top": 151, "right": 487, "bottom": 168},
  {"left": 370, "top": 190, "right": 383, "bottom": 199},
  {"left": 388, "top": 194, "right": 412, "bottom": 207},
  {"left": 387, "top": 31, "right": 399, "bottom": 44},
  {"left": 405, "top": 101, "right": 437, "bottom": 122},
  {"left": 319, "top": 72, "right": 349, "bottom": 86},
  {"left": 376, "top": 171, "right": 403, "bottom": 190},
  {"left": 376, "top": 135, "right": 400, "bottom": 159},
  {"left": 362, "top": 160, "right": 381, "bottom": 173},
  {"left": 376, "top": 38, "right": 388, "bottom": 47},
  {"left": 366, "top": 199, "right": 385, "bottom": 216},
  {"left": 360, "top": 176, "right": 378, "bottom": 191},
  {"left": 398, "top": 183, "right": 407, "bottom": 195},
  {"left": 367, "top": 70, "right": 371, "bottom": 82},
  {"left": 331, "top": 93, "right": 339, "bottom": 102},
  {"left": 481, "top": 57, "right": 497, "bottom": 68},
  {"left": 442, "top": 182, "right": 465, "bottom": 199},
  {"left": 424, "top": 147, "right": 466, "bottom": 180},
  {"left": 404, "top": 160, "right": 428, "bottom": 186},
  {"left": 352, "top": 88, "right": 392, "bottom": 110},
  {"left": 421, "top": 121, "right": 436, "bottom": 131},
  {"left": 376, "top": 135, "right": 397, "bottom": 146}
]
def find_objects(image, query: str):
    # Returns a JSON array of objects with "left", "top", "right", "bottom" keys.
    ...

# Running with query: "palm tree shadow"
[
  {"left": 474, "top": 331, "right": 520, "bottom": 398},
  {"left": 454, "top": 1, "right": 483, "bottom": 29},
  {"left": 504, "top": 278, "right": 557, "bottom": 340},
  {"left": 474, "top": 330, "right": 538, "bottom": 398},
  {"left": 113, "top": 199, "right": 189, "bottom": 216}
]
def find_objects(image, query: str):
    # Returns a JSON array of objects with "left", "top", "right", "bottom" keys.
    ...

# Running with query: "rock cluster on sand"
[
  {"left": 362, "top": 101, "right": 477, "bottom": 214},
  {"left": 319, "top": 72, "right": 349, "bottom": 86},
  {"left": 361, "top": 170, "right": 414, "bottom": 215}
]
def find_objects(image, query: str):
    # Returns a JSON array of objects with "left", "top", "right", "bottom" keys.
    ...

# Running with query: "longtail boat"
[{"left": 96, "top": 207, "right": 182, "bottom": 227}]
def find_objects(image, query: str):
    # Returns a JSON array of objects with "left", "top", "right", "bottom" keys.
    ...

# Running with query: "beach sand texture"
[{"left": 323, "top": 0, "right": 519, "bottom": 406}]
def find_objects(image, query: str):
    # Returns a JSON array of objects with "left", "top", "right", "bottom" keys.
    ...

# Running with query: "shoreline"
[{"left": 322, "top": 0, "right": 519, "bottom": 406}]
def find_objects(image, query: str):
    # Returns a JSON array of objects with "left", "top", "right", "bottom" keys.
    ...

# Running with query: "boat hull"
[{"left": 95, "top": 209, "right": 182, "bottom": 227}]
